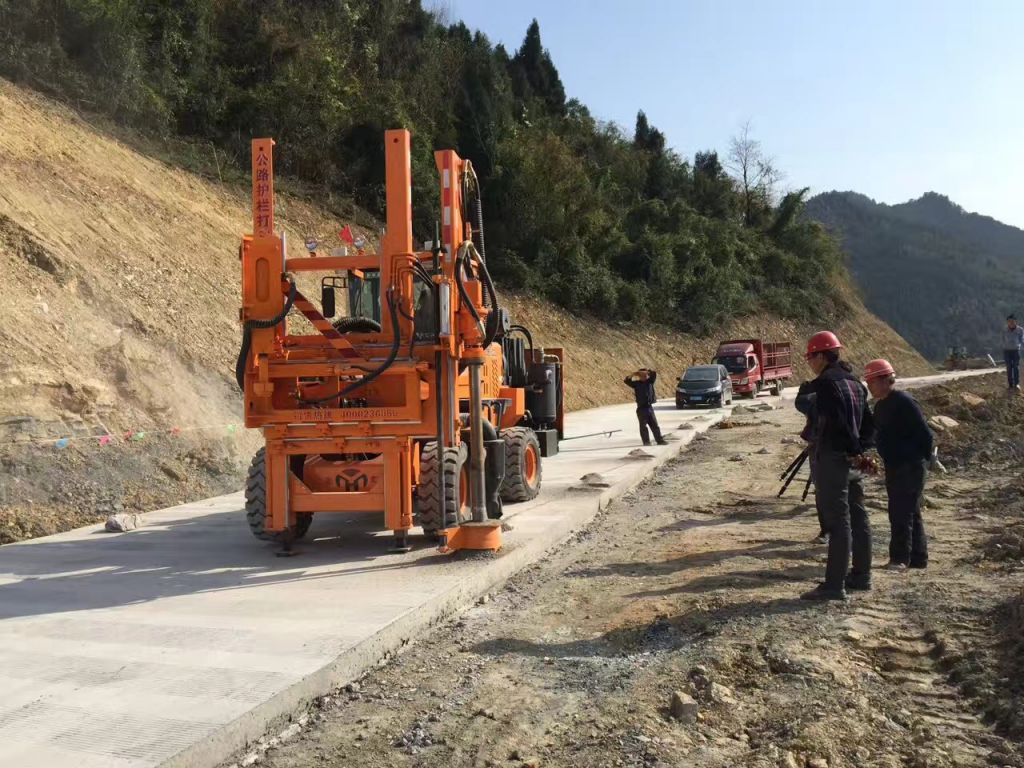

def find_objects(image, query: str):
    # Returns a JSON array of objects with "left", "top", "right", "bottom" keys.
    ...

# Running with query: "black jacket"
[
  {"left": 624, "top": 371, "right": 658, "bottom": 408},
  {"left": 795, "top": 389, "right": 817, "bottom": 443},
  {"left": 873, "top": 390, "right": 934, "bottom": 468},
  {"left": 801, "top": 363, "right": 875, "bottom": 456}
]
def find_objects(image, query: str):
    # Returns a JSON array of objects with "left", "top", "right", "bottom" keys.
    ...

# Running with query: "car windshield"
[
  {"left": 683, "top": 367, "right": 719, "bottom": 382},
  {"left": 714, "top": 355, "right": 747, "bottom": 373}
]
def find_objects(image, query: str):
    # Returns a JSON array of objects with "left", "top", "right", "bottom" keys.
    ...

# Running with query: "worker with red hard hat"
[
  {"left": 796, "top": 330, "right": 876, "bottom": 601},
  {"left": 865, "top": 358, "right": 933, "bottom": 571}
]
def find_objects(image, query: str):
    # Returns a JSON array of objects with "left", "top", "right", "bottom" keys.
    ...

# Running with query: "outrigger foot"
[
  {"left": 389, "top": 531, "right": 412, "bottom": 553},
  {"left": 275, "top": 529, "right": 299, "bottom": 558}
]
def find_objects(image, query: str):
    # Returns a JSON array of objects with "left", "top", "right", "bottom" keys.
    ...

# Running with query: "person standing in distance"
[
  {"left": 1002, "top": 315, "right": 1024, "bottom": 391},
  {"left": 624, "top": 368, "right": 668, "bottom": 446},
  {"left": 864, "top": 359, "right": 933, "bottom": 571},
  {"left": 798, "top": 331, "right": 876, "bottom": 601}
]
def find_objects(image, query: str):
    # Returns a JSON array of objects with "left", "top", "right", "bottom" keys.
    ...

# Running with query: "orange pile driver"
[{"left": 236, "top": 130, "right": 564, "bottom": 554}]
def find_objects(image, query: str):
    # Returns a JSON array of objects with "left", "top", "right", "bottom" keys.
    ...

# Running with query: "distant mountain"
[{"left": 805, "top": 191, "right": 1024, "bottom": 361}]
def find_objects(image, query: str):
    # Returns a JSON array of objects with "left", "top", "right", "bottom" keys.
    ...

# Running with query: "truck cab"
[
  {"left": 713, "top": 339, "right": 792, "bottom": 398},
  {"left": 714, "top": 342, "right": 760, "bottom": 396}
]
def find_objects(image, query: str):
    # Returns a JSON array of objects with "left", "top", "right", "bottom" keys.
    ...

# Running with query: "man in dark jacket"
[
  {"left": 797, "top": 331, "right": 876, "bottom": 601},
  {"left": 865, "top": 359, "right": 933, "bottom": 570},
  {"left": 624, "top": 368, "right": 667, "bottom": 446}
]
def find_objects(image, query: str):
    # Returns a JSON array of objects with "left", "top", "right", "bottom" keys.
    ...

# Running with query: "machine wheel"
[
  {"left": 245, "top": 448, "right": 313, "bottom": 541},
  {"left": 500, "top": 427, "right": 542, "bottom": 503},
  {"left": 770, "top": 381, "right": 782, "bottom": 397},
  {"left": 416, "top": 442, "right": 469, "bottom": 538},
  {"left": 331, "top": 317, "right": 382, "bottom": 334},
  {"left": 676, "top": 399, "right": 686, "bottom": 410}
]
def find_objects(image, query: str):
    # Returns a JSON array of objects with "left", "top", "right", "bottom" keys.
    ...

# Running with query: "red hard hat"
[
  {"left": 864, "top": 358, "right": 896, "bottom": 381},
  {"left": 806, "top": 331, "right": 843, "bottom": 358}
]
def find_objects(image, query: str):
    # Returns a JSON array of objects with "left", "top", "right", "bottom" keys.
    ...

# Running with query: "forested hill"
[
  {"left": 0, "top": 1, "right": 847, "bottom": 333},
  {"left": 806, "top": 191, "right": 1024, "bottom": 360}
]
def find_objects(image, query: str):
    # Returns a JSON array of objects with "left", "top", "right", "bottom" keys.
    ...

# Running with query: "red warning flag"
[{"left": 339, "top": 225, "right": 355, "bottom": 246}]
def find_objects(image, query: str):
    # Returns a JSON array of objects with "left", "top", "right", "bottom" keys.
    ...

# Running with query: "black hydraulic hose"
[
  {"left": 473, "top": 197, "right": 487, "bottom": 263},
  {"left": 508, "top": 324, "right": 534, "bottom": 355},
  {"left": 235, "top": 331, "right": 252, "bottom": 392},
  {"left": 455, "top": 251, "right": 482, "bottom": 325},
  {"left": 235, "top": 279, "right": 298, "bottom": 391},
  {"left": 477, "top": 255, "right": 500, "bottom": 349},
  {"left": 297, "top": 288, "right": 402, "bottom": 406}
]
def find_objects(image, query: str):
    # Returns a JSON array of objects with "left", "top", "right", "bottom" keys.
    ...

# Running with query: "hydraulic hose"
[
  {"left": 455, "top": 248, "right": 483, "bottom": 327},
  {"left": 477, "top": 255, "right": 500, "bottom": 348},
  {"left": 473, "top": 197, "right": 487, "bottom": 263},
  {"left": 235, "top": 279, "right": 298, "bottom": 391},
  {"left": 454, "top": 241, "right": 501, "bottom": 349},
  {"left": 296, "top": 288, "right": 402, "bottom": 406},
  {"left": 508, "top": 324, "right": 534, "bottom": 355}
]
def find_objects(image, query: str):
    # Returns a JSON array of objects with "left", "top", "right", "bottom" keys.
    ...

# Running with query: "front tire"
[
  {"left": 245, "top": 448, "right": 313, "bottom": 541},
  {"left": 416, "top": 442, "right": 469, "bottom": 539}
]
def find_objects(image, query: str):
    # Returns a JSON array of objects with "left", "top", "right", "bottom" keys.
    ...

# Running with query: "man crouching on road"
[
  {"left": 798, "top": 331, "right": 876, "bottom": 601},
  {"left": 864, "top": 359, "right": 933, "bottom": 571},
  {"left": 624, "top": 368, "right": 668, "bottom": 446}
]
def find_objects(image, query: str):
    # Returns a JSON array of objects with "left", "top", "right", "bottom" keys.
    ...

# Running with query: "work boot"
[
  {"left": 845, "top": 573, "right": 872, "bottom": 591},
  {"left": 883, "top": 561, "right": 908, "bottom": 572},
  {"left": 799, "top": 583, "right": 848, "bottom": 602},
  {"left": 813, "top": 531, "right": 829, "bottom": 544},
  {"left": 908, "top": 560, "right": 928, "bottom": 570},
  {"left": 656, "top": 439, "right": 669, "bottom": 446}
]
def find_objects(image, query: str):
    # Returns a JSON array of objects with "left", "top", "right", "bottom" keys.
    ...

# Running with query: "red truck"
[{"left": 712, "top": 339, "right": 793, "bottom": 398}]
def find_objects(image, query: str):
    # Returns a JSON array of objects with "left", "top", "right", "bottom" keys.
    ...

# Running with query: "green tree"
[{"left": 509, "top": 19, "right": 566, "bottom": 117}]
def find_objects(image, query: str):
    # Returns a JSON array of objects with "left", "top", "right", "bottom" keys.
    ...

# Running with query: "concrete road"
[
  {"left": 0, "top": 366, "right": 997, "bottom": 768},
  {"left": 0, "top": 398, "right": 734, "bottom": 768}
]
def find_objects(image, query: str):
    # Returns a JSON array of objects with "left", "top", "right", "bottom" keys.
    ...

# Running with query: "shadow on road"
[{"left": 0, "top": 508, "right": 453, "bottom": 621}]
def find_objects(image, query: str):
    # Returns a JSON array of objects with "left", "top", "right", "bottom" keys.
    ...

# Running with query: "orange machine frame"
[{"left": 239, "top": 131, "right": 558, "bottom": 551}]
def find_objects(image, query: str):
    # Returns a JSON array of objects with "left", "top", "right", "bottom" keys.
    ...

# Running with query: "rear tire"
[
  {"left": 416, "top": 442, "right": 469, "bottom": 538},
  {"left": 499, "top": 427, "right": 542, "bottom": 502},
  {"left": 245, "top": 448, "right": 313, "bottom": 541}
]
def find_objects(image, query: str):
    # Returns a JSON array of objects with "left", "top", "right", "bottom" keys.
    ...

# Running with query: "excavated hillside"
[{"left": 0, "top": 79, "right": 929, "bottom": 543}]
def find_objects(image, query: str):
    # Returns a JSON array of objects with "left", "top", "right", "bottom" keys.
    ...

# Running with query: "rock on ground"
[
  {"left": 104, "top": 513, "right": 142, "bottom": 532},
  {"left": 670, "top": 691, "right": 699, "bottom": 722}
]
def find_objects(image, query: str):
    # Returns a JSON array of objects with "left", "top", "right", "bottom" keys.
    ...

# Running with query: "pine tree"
[{"left": 510, "top": 19, "right": 566, "bottom": 116}]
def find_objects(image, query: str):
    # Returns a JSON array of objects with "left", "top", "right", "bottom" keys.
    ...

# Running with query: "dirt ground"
[{"left": 226, "top": 375, "right": 1024, "bottom": 768}]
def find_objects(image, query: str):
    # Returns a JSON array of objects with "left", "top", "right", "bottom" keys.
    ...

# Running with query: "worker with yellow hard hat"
[{"left": 864, "top": 359, "right": 933, "bottom": 571}]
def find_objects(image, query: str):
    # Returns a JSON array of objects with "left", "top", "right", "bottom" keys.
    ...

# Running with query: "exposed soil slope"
[{"left": 0, "top": 78, "right": 928, "bottom": 543}]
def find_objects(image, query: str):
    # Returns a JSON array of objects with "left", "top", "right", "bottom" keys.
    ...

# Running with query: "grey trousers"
[{"left": 814, "top": 451, "right": 872, "bottom": 589}]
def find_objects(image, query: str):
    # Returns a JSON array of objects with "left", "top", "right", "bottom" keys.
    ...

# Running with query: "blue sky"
[{"left": 447, "top": 1, "right": 1024, "bottom": 227}]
